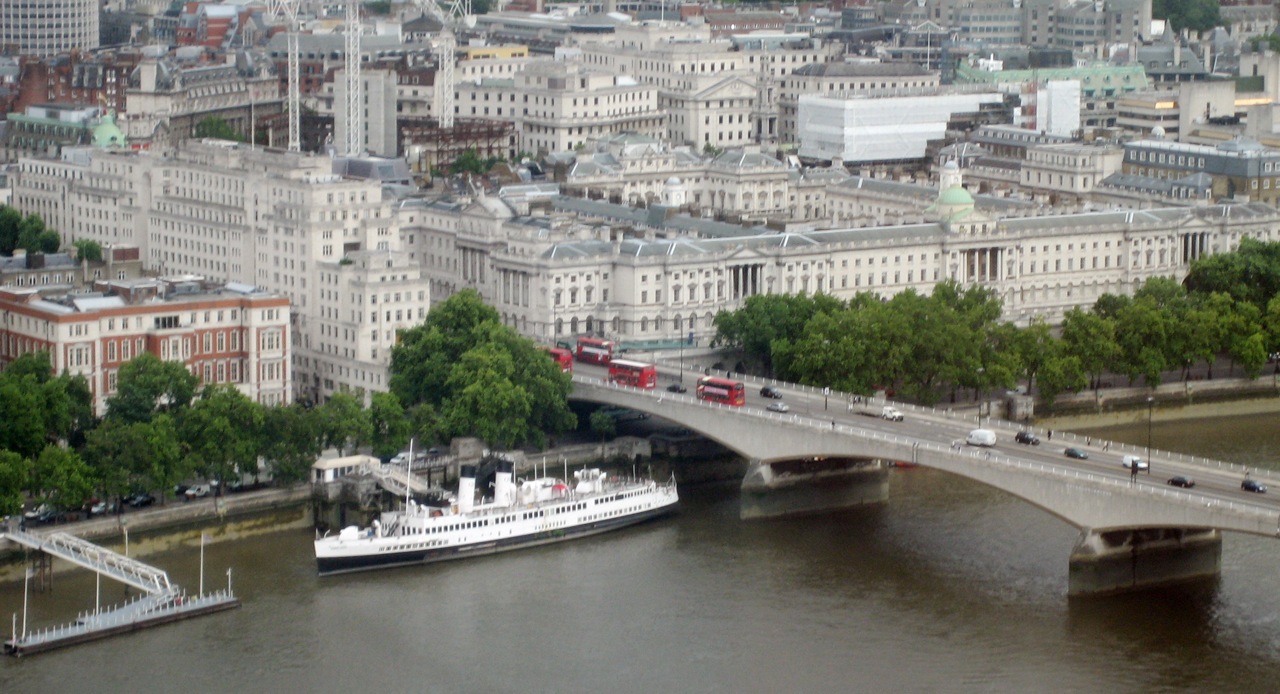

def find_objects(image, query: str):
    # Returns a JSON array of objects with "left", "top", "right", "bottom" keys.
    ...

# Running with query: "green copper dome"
[
  {"left": 92, "top": 113, "right": 128, "bottom": 149},
  {"left": 937, "top": 185, "right": 975, "bottom": 206}
]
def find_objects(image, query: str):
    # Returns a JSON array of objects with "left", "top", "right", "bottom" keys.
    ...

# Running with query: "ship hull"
[{"left": 316, "top": 503, "right": 676, "bottom": 576}]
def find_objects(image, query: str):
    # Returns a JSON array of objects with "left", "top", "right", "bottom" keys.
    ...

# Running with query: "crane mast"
[
  {"left": 344, "top": 0, "right": 362, "bottom": 156},
  {"left": 413, "top": 0, "right": 471, "bottom": 130},
  {"left": 267, "top": 0, "right": 301, "bottom": 151}
]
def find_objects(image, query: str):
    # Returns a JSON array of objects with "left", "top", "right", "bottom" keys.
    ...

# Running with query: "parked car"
[
  {"left": 128, "top": 493, "right": 156, "bottom": 508},
  {"left": 666, "top": 383, "right": 687, "bottom": 393},
  {"left": 1242, "top": 479, "right": 1267, "bottom": 494},
  {"left": 767, "top": 401, "right": 790, "bottom": 413},
  {"left": 881, "top": 406, "right": 904, "bottom": 422},
  {"left": 1167, "top": 476, "right": 1196, "bottom": 488},
  {"left": 760, "top": 386, "right": 783, "bottom": 399},
  {"left": 23, "top": 503, "right": 50, "bottom": 520},
  {"left": 1064, "top": 447, "right": 1088, "bottom": 460},
  {"left": 185, "top": 485, "right": 210, "bottom": 499},
  {"left": 1014, "top": 431, "right": 1040, "bottom": 446},
  {"left": 1121, "top": 455, "right": 1148, "bottom": 472}
]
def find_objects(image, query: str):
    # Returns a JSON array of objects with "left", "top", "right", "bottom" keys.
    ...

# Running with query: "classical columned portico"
[{"left": 728, "top": 263, "right": 764, "bottom": 300}]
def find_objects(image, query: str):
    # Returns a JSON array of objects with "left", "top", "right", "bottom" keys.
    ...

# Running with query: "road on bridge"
[{"left": 572, "top": 361, "right": 1280, "bottom": 518}]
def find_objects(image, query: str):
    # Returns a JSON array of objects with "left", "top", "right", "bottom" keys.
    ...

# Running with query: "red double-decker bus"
[
  {"left": 608, "top": 359, "right": 658, "bottom": 389},
  {"left": 575, "top": 336, "right": 615, "bottom": 365},
  {"left": 544, "top": 347, "right": 573, "bottom": 373},
  {"left": 696, "top": 376, "right": 746, "bottom": 406}
]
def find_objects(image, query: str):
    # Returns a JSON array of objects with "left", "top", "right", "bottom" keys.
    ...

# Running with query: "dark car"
[
  {"left": 1014, "top": 431, "right": 1040, "bottom": 446},
  {"left": 1064, "top": 447, "right": 1088, "bottom": 460},
  {"left": 666, "top": 383, "right": 687, "bottom": 393},
  {"left": 760, "top": 386, "right": 783, "bottom": 399},
  {"left": 129, "top": 493, "right": 156, "bottom": 508},
  {"left": 1242, "top": 479, "right": 1267, "bottom": 494},
  {"left": 1167, "top": 476, "right": 1196, "bottom": 488}
]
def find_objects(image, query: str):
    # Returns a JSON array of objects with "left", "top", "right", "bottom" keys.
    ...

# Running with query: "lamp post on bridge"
[{"left": 1152, "top": 396, "right": 1162, "bottom": 468}]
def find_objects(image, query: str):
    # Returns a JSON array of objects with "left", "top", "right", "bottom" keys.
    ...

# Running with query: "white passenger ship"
[{"left": 315, "top": 460, "right": 679, "bottom": 575}]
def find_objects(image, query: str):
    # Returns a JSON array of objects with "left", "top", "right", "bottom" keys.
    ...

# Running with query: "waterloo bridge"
[{"left": 569, "top": 373, "right": 1280, "bottom": 596}]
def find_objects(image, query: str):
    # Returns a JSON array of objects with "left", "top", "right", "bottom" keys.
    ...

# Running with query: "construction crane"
[
  {"left": 343, "top": 0, "right": 362, "bottom": 156},
  {"left": 267, "top": 0, "right": 301, "bottom": 151},
  {"left": 412, "top": 0, "right": 473, "bottom": 130}
]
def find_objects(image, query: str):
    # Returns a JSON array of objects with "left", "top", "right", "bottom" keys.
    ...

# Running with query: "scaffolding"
[{"left": 399, "top": 117, "right": 516, "bottom": 184}]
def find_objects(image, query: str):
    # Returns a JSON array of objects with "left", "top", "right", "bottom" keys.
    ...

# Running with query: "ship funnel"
[
  {"left": 458, "top": 464, "right": 477, "bottom": 513},
  {"left": 494, "top": 460, "right": 515, "bottom": 507}
]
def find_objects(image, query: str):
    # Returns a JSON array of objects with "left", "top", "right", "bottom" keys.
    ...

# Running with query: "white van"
[
  {"left": 1121, "top": 455, "right": 1148, "bottom": 471},
  {"left": 966, "top": 429, "right": 997, "bottom": 447}
]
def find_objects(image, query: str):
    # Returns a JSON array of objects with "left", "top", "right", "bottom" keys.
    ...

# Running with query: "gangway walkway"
[
  {"left": 3, "top": 527, "right": 172, "bottom": 595},
  {"left": 2, "top": 526, "right": 240, "bottom": 657},
  {"left": 370, "top": 460, "right": 446, "bottom": 498}
]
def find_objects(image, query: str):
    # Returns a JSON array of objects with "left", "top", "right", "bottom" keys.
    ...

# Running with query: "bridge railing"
[
  {"left": 633, "top": 366, "right": 1262, "bottom": 480},
  {"left": 575, "top": 376, "right": 1280, "bottom": 525}
]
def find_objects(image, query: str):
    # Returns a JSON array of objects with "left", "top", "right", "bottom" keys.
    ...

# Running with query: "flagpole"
[
  {"left": 199, "top": 533, "right": 206, "bottom": 596},
  {"left": 22, "top": 566, "right": 30, "bottom": 639}
]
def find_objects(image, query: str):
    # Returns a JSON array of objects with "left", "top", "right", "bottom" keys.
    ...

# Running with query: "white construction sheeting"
[{"left": 798, "top": 91, "right": 1005, "bottom": 164}]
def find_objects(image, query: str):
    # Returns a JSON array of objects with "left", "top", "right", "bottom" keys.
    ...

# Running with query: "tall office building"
[{"left": 0, "top": 0, "right": 100, "bottom": 58}]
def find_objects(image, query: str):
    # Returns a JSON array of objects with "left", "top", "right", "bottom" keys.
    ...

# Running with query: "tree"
[
  {"left": 73, "top": 238, "right": 103, "bottom": 262},
  {"left": 16, "top": 213, "right": 47, "bottom": 253},
  {"left": 194, "top": 116, "right": 245, "bottom": 142},
  {"left": 0, "top": 206, "right": 22, "bottom": 255},
  {"left": 106, "top": 353, "right": 199, "bottom": 424},
  {"left": 370, "top": 391, "right": 411, "bottom": 459},
  {"left": 36, "top": 229, "right": 60, "bottom": 253},
  {"left": 32, "top": 444, "right": 96, "bottom": 511},
  {"left": 1060, "top": 308, "right": 1119, "bottom": 390},
  {"left": 438, "top": 345, "right": 534, "bottom": 449},
  {"left": 1036, "top": 355, "right": 1087, "bottom": 407},
  {"left": 589, "top": 410, "right": 616, "bottom": 456},
  {"left": 316, "top": 392, "right": 371, "bottom": 455},
  {"left": 449, "top": 148, "right": 500, "bottom": 175},
  {"left": 1153, "top": 0, "right": 1221, "bottom": 33},
  {"left": 260, "top": 404, "right": 324, "bottom": 484},
  {"left": 181, "top": 385, "right": 264, "bottom": 491},
  {"left": 0, "top": 375, "right": 46, "bottom": 459},
  {"left": 84, "top": 414, "right": 185, "bottom": 503},
  {"left": 0, "top": 450, "right": 31, "bottom": 516},
  {"left": 713, "top": 293, "right": 844, "bottom": 375}
]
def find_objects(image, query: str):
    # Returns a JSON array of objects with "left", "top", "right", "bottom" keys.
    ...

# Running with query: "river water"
[{"left": 4, "top": 413, "right": 1280, "bottom": 692}]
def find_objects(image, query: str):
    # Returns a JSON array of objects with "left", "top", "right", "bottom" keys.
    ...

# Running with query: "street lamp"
[{"left": 1152, "top": 399, "right": 1162, "bottom": 466}]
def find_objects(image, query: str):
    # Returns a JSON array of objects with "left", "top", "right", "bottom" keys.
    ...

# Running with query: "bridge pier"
[
  {"left": 1067, "top": 527, "right": 1222, "bottom": 597},
  {"left": 740, "top": 458, "right": 888, "bottom": 520}
]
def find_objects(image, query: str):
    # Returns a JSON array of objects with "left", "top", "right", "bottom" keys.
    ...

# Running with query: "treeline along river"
[{"left": 4, "top": 413, "right": 1280, "bottom": 692}]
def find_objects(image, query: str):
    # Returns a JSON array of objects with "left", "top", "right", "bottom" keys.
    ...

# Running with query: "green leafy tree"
[
  {"left": 0, "top": 206, "right": 22, "bottom": 254},
  {"left": 449, "top": 148, "right": 501, "bottom": 175},
  {"left": 370, "top": 391, "right": 411, "bottom": 459},
  {"left": 260, "top": 404, "right": 324, "bottom": 484},
  {"left": 0, "top": 450, "right": 31, "bottom": 516},
  {"left": 1060, "top": 308, "right": 1119, "bottom": 390},
  {"left": 589, "top": 410, "right": 616, "bottom": 456},
  {"left": 439, "top": 344, "right": 534, "bottom": 449},
  {"left": 181, "top": 385, "right": 264, "bottom": 490},
  {"left": 33, "top": 444, "right": 96, "bottom": 511},
  {"left": 106, "top": 353, "right": 199, "bottom": 424},
  {"left": 36, "top": 229, "right": 60, "bottom": 253},
  {"left": 1184, "top": 238, "right": 1280, "bottom": 311},
  {"left": 391, "top": 289, "right": 501, "bottom": 407},
  {"left": 194, "top": 115, "right": 245, "bottom": 142},
  {"left": 1036, "top": 355, "right": 1087, "bottom": 407},
  {"left": 84, "top": 414, "right": 185, "bottom": 503},
  {"left": 713, "top": 293, "right": 844, "bottom": 375},
  {"left": 1153, "top": 0, "right": 1222, "bottom": 33},
  {"left": 0, "top": 374, "right": 46, "bottom": 459},
  {"left": 14, "top": 214, "right": 48, "bottom": 253},
  {"left": 73, "top": 238, "right": 103, "bottom": 262},
  {"left": 317, "top": 392, "right": 372, "bottom": 455}
]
